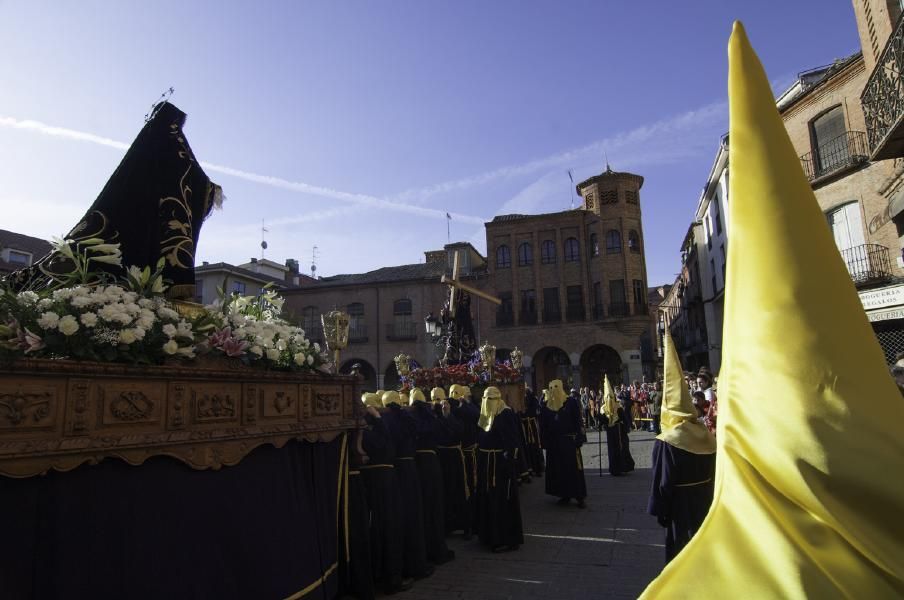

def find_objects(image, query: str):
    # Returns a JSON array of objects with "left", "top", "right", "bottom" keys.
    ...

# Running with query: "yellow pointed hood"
[
  {"left": 656, "top": 331, "right": 715, "bottom": 454},
  {"left": 361, "top": 392, "right": 383, "bottom": 409},
  {"left": 478, "top": 386, "right": 505, "bottom": 432},
  {"left": 545, "top": 379, "right": 567, "bottom": 412},
  {"left": 381, "top": 390, "right": 403, "bottom": 408},
  {"left": 602, "top": 375, "right": 619, "bottom": 426},
  {"left": 641, "top": 22, "right": 904, "bottom": 598}
]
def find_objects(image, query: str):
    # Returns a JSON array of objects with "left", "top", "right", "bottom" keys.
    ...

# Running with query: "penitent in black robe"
[
  {"left": 450, "top": 398, "right": 480, "bottom": 536},
  {"left": 360, "top": 415, "right": 405, "bottom": 593},
  {"left": 647, "top": 440, "right": 716, "bottom": 563},
  {"left": 340, "top": 466, "right": 375, "bottom": 600},
  {"left": 410, "top": 402, "right": 455, "bottom": 565},
  {"left": 521, "top": 390, "right": 545, "bottom": 476},
  {"left": 383, "top": 405, "right": 430, "bottom": 579},
  {"left": 604, "top": 407, "right": 635, "bottom": 476},
  {"left": 476, "top": 408, "right": 524, "bottom": 550},
  {"left": 540, "top": 397, "right": 587, "bottom": 501},
  {"left": 434, "top": 404, "right": 470, "bottom": 536}
]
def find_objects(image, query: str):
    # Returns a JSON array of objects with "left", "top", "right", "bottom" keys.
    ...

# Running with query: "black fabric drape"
[
  {"left": 0, "top": 437, "right": 344, "bottom": 600},
  {"left": 475, "top": 409, "right": 524, "bottom": 549},
  {"left": 604, "top": 408, "right": 636, "bottom": 476},
  {"left": 540, "top": 397, "right": 587, "bottom": 500}
]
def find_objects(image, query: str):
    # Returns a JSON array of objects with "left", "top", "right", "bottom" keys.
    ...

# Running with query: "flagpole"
[{"left": 446, "top": 212, "right": 451, "bottom": 244}]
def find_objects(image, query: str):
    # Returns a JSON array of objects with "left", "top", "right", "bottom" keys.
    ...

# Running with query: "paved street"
[{"left": 402, "top": 430, "right": 662, "bottom": 600}]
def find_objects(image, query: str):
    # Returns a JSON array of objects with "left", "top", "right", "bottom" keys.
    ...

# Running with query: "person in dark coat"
[
  {"left": 602, "top": 376, "right": 635, "bottom": 476},
  {"left": 381, "top": 391, "right": 432, "bottom": 580},
  {"left": 408, "top": 388, "right": 455, "bottom": 565},
  {"left": 338, "top": 428, "right": 374, "bottom": 600},
  {"left": 359, "top": 394, "right": 410, "bottom": 594},
  {"left": 449, "top": 384, "right": 480, "bottom": 537},
  {"left": 539, "top": 379, "right": 588, "bottom": 508},
  {"left": 648, "top": 333, "right": 717, "bottom": 564},
  {"left": 475, "top": 386, "right": 524, "bottom": 552},
  {"left": 431, "top": 387, "right": 470, "bottom": 538},
  {"left": 520, "top": 388, "right": 545, "bottom": 477}
]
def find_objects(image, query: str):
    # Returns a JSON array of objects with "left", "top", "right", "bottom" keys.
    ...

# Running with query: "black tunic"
[
  {"left": 450, "top": 398, "right": 480, "bottom": 534},
  {"left": 476, "top": 408, "right": 524, "bottom": 549},
  {"left": 360, "top": 415, "right": 404, "bottom": 592},
  {"left": 383, "top": 405, "right": 430, "bottom": 578},
  {"left": 521, "top": 391, "right": 545, "bottom": 476},
  {"left": 410, "top": 402, "right": 455, "bottom": 564},
  {"left": 540, "top": 397, "right": 587, "bottom": 500},
  {"left": 434, "top": 404, "right": 470, "bottom": 535},
  {"left": 647, "top": 440, "right": 716, "bottom": 563},
  {"left": 603, "top": 407, "right": 635, "bottom": 476},
  {"left": 339, "top": 467, "right": 375, "bottom": 600}
]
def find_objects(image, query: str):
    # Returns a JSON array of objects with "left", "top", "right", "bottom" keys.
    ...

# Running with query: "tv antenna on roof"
[
  {"left": 260, "top": 219, "right": 269, "bottom": 259},
  {"left": 311, "top": 245, "right": 319, "bottom": 277}
]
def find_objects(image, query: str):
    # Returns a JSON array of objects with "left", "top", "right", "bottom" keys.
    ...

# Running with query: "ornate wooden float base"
[{"left": 0, "top": 358, "right": 358, "bottom": 478}]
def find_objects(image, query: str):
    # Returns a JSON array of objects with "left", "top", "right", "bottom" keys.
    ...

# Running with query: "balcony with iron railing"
[
  {"left": 386, "top": 321, "right": 417, "bottom": 341},
  {"left": 608, "top": 302, "right": 629, "bottom": 318},
  {"left": 348, "top": 324, "right": 368, "bottom": 343},
  {"left": 862, "top": 13, "right": 904, "bottom": 160},
  {"left": 566, "top": 305, "right": 585, "bottom": 322},
  {"left": 799, "top": 131, "right": 869, "bottom": 184},
  {"left": 841, "top": 243, "right": 893, "bottom": 287}
]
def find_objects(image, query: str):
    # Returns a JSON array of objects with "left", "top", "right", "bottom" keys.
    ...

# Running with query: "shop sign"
[
  {"left": 859, "top": 284, "right": 904, "bottom": 310},
  {"left": 867, "top": 308, "right": 904, "bottom": 323}
]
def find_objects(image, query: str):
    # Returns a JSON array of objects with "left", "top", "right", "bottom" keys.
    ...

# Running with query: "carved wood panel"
[
  {"left": 97, "top": 383, "right": 165, "bottom": 428},
  {"left": 311, "top": 385, "right": 342, "bottom": 417},
  {"left": 188, "top": 384, "right": 242, "bottom": 426},
  {"left": 0, "top": 382, "right": 61, "bottom": 432}
]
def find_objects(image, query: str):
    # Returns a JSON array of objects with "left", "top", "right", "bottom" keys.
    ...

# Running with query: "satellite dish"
[{"left": 261, "top": 240, "right": 268, "bottom": 250}]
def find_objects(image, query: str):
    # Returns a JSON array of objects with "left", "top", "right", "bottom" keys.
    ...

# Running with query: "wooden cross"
[{"left": 441, "top": 250, "right": 502, "bottom": 317}]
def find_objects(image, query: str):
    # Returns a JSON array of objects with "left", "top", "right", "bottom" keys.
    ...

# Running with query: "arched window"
[
  {"left": 564, "top": 237, "right": 580, "bottom": 262},
  {"left": 541, "top": 240, "right": 556, "bottom": 264},
  {"left": 628, "top": 230, "right": 640, "bottom": 253},
  {"left": 589, "top": 233, "right": 600, "bottom": 257},
  {"left": 606, "top": 230, "right": 622, "bottom": 254},
  {"left": 496, "top": 245, "right": 511, "bottom": 269},
  {"left": 518, "top": 242, "right": 533, "bottom": 266}
]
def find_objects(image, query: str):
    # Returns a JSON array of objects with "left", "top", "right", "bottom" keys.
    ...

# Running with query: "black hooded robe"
[
  {"left": 410, "top": 402, "right": 455, "bottom": 565},
  {"left": 434, "top": 404, "right": 470, "bottom": 536},
  {"left": 476, "top": 408, "right": 524, "bottom": 550},
  {"left": 647, "top": 440, "right": 716, "bottom": 563},
  {"left": 540, "top": 396, "right": 587, "bottom": 501},
  {"left": 604, "top": 407, "right": 636, "bottom": 476},
  {"left": 520, "top": 390, "right": 545, "bottom": 476}
]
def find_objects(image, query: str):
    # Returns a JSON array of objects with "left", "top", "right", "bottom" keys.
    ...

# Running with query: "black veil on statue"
[{"left": 8, "top": 102, "right": 222, "bottom": 299}]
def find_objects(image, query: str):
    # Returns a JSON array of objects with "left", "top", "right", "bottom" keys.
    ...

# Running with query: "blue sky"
[{"left": 0, "top": 1, "right": 861, "bottom": 285}]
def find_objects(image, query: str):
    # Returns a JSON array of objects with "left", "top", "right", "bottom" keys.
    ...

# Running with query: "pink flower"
[
  {"left": 221, "top": 336, "right": 249, "bottom": 357},
  {"left": 22, "top": 327, "right": 45, "bottom": 354},
  {"left": 208, "top": 327, "right": 234, "bottom": 348}
]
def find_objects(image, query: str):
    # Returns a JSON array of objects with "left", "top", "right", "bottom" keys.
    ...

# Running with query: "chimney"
[
  {"left": 202, "top": 261, "right": 209, "bottom": 266},
  {"left": 286, "top": 258, "right": 299, "bottom": 274},
  {"left": 250, "top": 257, "right": 257, "bottom": 263}
]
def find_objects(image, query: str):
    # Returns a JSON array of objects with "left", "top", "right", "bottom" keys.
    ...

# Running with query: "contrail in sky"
[{"left": 0, "top": 115, "right": 487, "bottom": 225}]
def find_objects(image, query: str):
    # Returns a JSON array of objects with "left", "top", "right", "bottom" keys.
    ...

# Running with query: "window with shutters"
[
  {"left": 496, "top": 245, "right": 511, "bottom": 269},
  {"left": 520, "top": 289, "right": 537, "bottom": 324},
  {"left": 601, "top": 190, "right": 618, "bottom": 204},
  {"left": 541, "top": 240, "right": 556, "bottom": 264},
  {"left": 518, "top": 242, "right": 533, "bottom": 266},
  {"left": 543, "top": 288, "right": 561, "bottom": 322},
  {"left": 606, "top": 230, "right": 622, "bottom": 254},
  {"left": 811, "top": 106, "right": 848, "bottom": 176},
  {"left": 609, "top": 280, "right": 627, "bottom": 316},
  {"left": 347, "top": 302, "right": 367, "bottom": 341},
  {"left": 564, "top": 237, "right": 580, "bottom": 262},
  {"left": 497, "top": 292, "right": 514, "bottom": 327},
  {"left": 566, "top": 285, "right": 584, "bottom": 321}
]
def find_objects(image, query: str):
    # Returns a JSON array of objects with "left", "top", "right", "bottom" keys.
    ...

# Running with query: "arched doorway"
[
  {"left": 533, "top": 346, "right": 571, "bottom": 392},
  {"left": 384, "top": 361, "right": 400, "bottom": 391},
  {"left": 580, "top": 344, "right": 623, "bottom": 391},
  {"left": 339, "top": 359, "right": 377, "bottom": 392}
]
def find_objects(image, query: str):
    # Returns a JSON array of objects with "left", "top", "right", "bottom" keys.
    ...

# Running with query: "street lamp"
[
  {"left": 424, "top": 312, "right": 441, "bottom": 339},
  {"left": 321, "top": 309, "right": 350, "bottom": 374}
]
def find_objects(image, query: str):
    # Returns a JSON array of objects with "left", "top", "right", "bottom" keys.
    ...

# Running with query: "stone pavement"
[{"left": 399, "top": 429, "right": 663, "bottom": 600}]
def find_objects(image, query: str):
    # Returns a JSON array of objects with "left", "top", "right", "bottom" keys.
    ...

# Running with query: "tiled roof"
[
  {"left": 0, "top": 229, "right": 53, "bottom": 273},
  {"left": 312, "top": 261, "right": 448, "bottom": 287},
  {"left": 195, "top": 262, "right": 291, "bottom": 287},
  {"left": 490, "top": 209, "right": 581, "bottom": 223}
]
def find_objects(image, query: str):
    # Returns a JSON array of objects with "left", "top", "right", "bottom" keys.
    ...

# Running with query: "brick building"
[
  {"left": 0, "top": 229, "right": 52, "bottom": 275},
  {"left": 282, "top": 166, "right": 658, "bottom": 392}
]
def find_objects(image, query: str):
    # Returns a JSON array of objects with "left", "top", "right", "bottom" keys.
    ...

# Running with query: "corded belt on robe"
[
  {"left": 395, "top": 456, "right": 415, "bottom": 461},
  {"left": 479, "top": 448, "right": 503, "bottom": 490},
  {"left": 463, "top": 443, "right": 478, "bottom": 490},
  {"left": 359, "top": 463, "right": 394, "bottom": 470},
  {"left": 416, "top": 449, "right": 437, "bottom": 455},
  {"left": 438, "top": 443, "right": 471, "bottom": 499},
  {"left": 521, "top": 416, "right": 540, "bottom": 446},
  {"left": 675, "top": 478, "right": 712, "bottom": 487}
]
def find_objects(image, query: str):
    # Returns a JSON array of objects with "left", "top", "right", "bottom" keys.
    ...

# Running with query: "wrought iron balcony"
[
  {"left": 841, "top": 243, "right": 893, "bottom": 286},
  {"left": 348, "top": 324, "right": 368, "bottom": 343},
  {"left": 566, "top": 305, "right": 586, "bottom": 322},
  {"left": 386, "top": 322, "right": 417, "bottom": 341},
  {"left": 799, "top": 131, "right": 869, "bottom": 183},
  {"left": 862, "top": 14, "right": 904, "bottom": 160},
  {"left": 542, "top": 308, "right": 561, "bottom": 323}
]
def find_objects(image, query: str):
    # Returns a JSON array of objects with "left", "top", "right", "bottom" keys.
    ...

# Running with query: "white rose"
[
  {"left": 162, "top": 340, "right": 179, "bottom": 355},
  {"left": 58, "top": 315, "right": 79, "bottom": 336},
  {"left": 266, "top": 348, "right": 280, "bottom": 361},
  {"left": 137, "top": 316, "right": 155, "bottom": 330},
  {"left": 123, "top": 302, "right": 141, "bottom": 315},
  {"left": 131, "top": 327, "right": 146, "bottom": 340},
  {"left": 17, "top": 291, "right": 39, "bottom": 305},
  {"left": 162, "top": 323, "right": 177, "bottom": 338},
  {"left": 71, "top": 296, "right": 92, "bottom": 308},
  {"left": 249, "top": 345, "right": 263, "bottom": 357},
  {"left": 293, "top": 352, "right": 305, "bottom": 366},
  {"left": 306, "top": 354, "right": 314, "bottom": 366},
  {"left": 119, "top": 329, "right": 137, "bottom": 345},
  {"left": 114, "top": 311, "right": 133, "bottom": 325},
  {"left": 277, "top": 339, "right": 288, "bottom": 351},
  {"left": 313, "top": 342, "right": 321, "bottom": 353},
  {"left": 80, "top": 312, "right": 98, "bottom": 327},
  {"left": 98, "top": 305, "right": 119, "bottom": 322},
  {"left": 138, "top": 298, "right": 154, "bottom": 309},
  {"left": 37, "top": 298, "right": 53, "bottom": 310},
  {"left": 37, "top": 311, "right": 60, "bottom": 330}
]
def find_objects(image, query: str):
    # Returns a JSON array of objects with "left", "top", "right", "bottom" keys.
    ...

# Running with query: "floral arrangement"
[
  {"left": 0, "top": 238, "right": 326, "bottom": 371},
  {"left": 402, "top": 355, "right": 523, "bottom": 390}
]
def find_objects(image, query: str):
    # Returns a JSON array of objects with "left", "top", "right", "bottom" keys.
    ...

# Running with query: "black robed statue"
[{"left": 7, "top": 102, "right": 221, "bottom": 299}]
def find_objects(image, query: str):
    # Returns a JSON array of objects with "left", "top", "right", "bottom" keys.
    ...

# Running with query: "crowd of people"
[{"left": 339, "top": 364, "right": 720, "bottom": 598}]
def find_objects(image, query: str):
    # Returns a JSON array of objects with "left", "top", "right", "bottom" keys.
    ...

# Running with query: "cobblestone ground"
[{"left": 399, "top": 429, "right": 662, "bottom": 600}]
